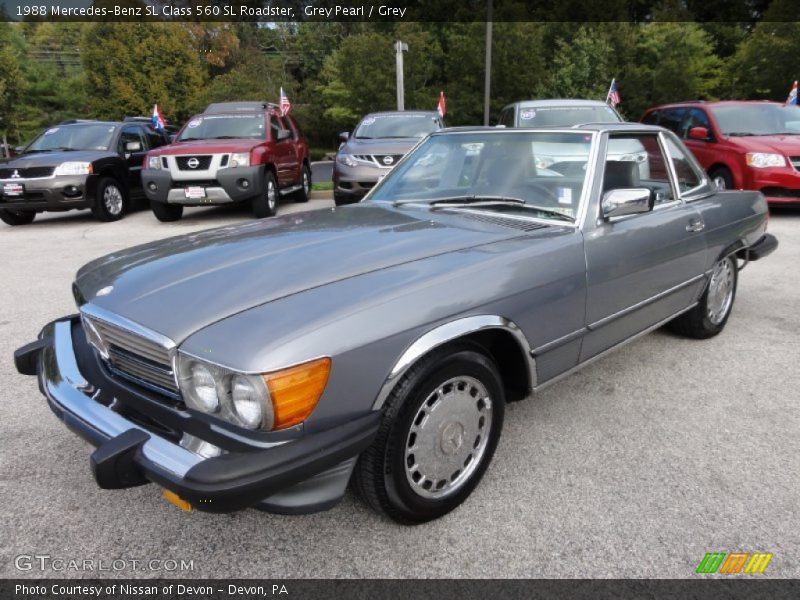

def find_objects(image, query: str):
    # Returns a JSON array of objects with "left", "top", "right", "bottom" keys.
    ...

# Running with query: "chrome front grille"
[{"left": 84, "top": 314, "right": 178, "bottom": 394}]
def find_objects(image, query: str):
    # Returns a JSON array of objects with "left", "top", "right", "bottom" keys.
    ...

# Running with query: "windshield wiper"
[
  {"left": 178, "top": 137, "right": 201, "bottom": 142},
  {"left": 725, "top": 132, "right": 759, "bottom": 136},
  {"left": 24, "top": 147, "right": 74, "bottom": 153},
  {"left": 397, "top": 196, "right": 574, "bottom": 222},
  {"left": 207, "top": 136, "right": 240, "bottom": 139}
]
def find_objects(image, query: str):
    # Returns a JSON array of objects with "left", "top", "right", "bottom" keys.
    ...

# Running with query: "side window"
[
  {"left": 680, "top": 108, "right": 712, "bottom": 139},
  {"left": 605, "top": 134, "right": 676, "bottom": 206},
  {"left": 144, "top": 127, "right": 167, "bottom": 149},
  {"left": 284, "top": 115, "right": 300, "bottom": 140},
  {"left": 666, "top": 137, "right": 703, "bottom": 194},
  {"left": 658, "top": 108, "right": 687, "bottom": 135},
  {"left": 270, "top": 115, "right": 290, "bottom": 141},
  {"left": 642, "top": 110, "right": 660, "bottom": 125},
  {"left": 118, "top": 127, "right": 145, "bottom": 154},
  {"left": 497, "top": 108, "right": 512, "bottom": 127}
]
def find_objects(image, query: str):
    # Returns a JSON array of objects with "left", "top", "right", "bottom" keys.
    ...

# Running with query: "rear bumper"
[
  {"left": 0, "top": 174, "right": 94, "bottom": 211},
  {"left": 143, "top": 166, "right": 264, "bottom": 206},
  {"left": 15, "top": 318, "right": 380, "bottom": 513},
  {"left": 742, "top": 233, "right": 778, "bottom": 261}
]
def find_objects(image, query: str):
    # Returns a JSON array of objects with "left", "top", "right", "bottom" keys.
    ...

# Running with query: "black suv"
[{"left": 0, "top": 120, "right": 169, "bottom": 226}]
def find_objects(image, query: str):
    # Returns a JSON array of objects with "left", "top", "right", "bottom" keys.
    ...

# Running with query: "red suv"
[
  {"left": 142, "top": 102, "right": 310, "bottom": 221},
  {"left": 641, "top": 101, "right": 800, "bottom": 204}
]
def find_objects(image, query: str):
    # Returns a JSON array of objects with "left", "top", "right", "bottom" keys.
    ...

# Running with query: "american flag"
[
  {"left": 437, "top": 91, "right": 446, "bottom": 118},
  {"left": 787, "top": 80, "right": 798, "bottom": 106},
  {"left": 151, "top": 103, "right": 167, "bottom": 132},
  {"left": 279, "top": 87, "right": 291, "bottom": 116},
  {"left": 606, "top": 78, "right": 621, "bottom": 107}
]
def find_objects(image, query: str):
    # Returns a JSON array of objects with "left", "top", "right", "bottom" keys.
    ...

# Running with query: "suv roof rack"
[{"left": 204, "top": 101, "right": 280, "bottom": 114}]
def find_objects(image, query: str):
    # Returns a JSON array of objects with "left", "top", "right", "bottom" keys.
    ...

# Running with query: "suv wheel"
[
  {"left": 353, "top": 343, "right": 505, "bottom": 524},
  {"left": 0, "top": 210, "right": 36, "bottom": 226},
  {"left": 253, "top": 170, "right": 278, "bottom": 218},
  {"left": 293, "top": 165, "right": 311, "bottom": 203},
  {"left": 151, "top": 201, "right": 183, "bottom": 222},
  {"left": 91, "top": 177, "right": 127, "bottom": 222}
]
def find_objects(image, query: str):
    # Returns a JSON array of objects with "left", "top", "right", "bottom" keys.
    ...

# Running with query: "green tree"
[
  {"left": 0, "top": 24, "right": 26, "bottom": 150},
  {"left": 80, "top": 23, "right": 206, "bottom": 122},
  {"left": 622, "top": 23, "right": 721, "bottom": 117},
  {"left": 540, "top": 26, "right": 617, "bottom": 101},
  {"left": 726, "top": 0, "right": 800, "bottom": 100}
]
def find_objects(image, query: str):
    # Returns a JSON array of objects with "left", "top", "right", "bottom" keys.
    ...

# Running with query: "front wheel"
[
  {"left": 0, "top": 210, "right": 36, "bottom": 226},
  {"left": 91, "top": 177, "right": 127, "bottom": 222},
  {"left": 709, "top": 166, "right": 734, "bottom": 191},
  {"left": 669, "top": 256, "right": 738, "bottom": 339},
  {"left": 253, "top": 170, "right": 278, "bottom": 218},
  {"left": 353, "top": 344, "right": 505, "bottom": 524},
  {"left": 150, "top": 201, "right": 183, "bottom": 222}
]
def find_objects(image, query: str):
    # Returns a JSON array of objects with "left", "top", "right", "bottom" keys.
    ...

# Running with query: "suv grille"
[
  {"left": 0, "top": 166, "right": 55, "bottom": 179},
  {"left": 176, "top": 155, "right": 213, "bottom": 170},
  {"left": 85, "top": 316, "right": 178, "bottom": 394},
  {"left": 353, "top": 154, "right": 404, "bottom": 167}
]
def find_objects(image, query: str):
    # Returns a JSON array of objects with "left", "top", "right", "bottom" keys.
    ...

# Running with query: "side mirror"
[
  {"left": 14, "top": 145, "right": 25, "bottom": 155},
  {"left": 125, "top": 140, "right": 142, "bottom": 152},
  {"left": 688, "top": 126, "right": 711, "bottom": 141},
  {"left": 339, "top": 131, "right": 350, "bottom": 143},
  {"left": 601, "top": 188, "right": 655, "bottom": 220},
  {"left": 276, "top": 129, "right": 292, "bottom": 141}
]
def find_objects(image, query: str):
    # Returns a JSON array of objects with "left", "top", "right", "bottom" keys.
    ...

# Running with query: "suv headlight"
[
  {"left": 229, "top": 153, "right": 250, "bottom": 168},
  {"left": 746, "top": 153, "right": 785, "bottom": 168},
  {"left": 147, "top": 156, "right": 162, "bottom": 170},
  {"left": 336, "top": 153, "right": 358, "bottom": 168},
  {"left": 54, "top": 162, "right": 92, "bottom": 176},
  {"left": 176, "top": 354, "right": 331, "bottom": 431}
]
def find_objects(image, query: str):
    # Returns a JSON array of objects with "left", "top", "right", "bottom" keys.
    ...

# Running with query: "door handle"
[{"left": 686, "top": 219, "right": 705, "bottom": 233}]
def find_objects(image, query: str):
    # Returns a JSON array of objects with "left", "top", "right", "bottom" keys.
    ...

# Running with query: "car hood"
[
  {"left": 342, "top": 137, "right": 422, "bottom": 156},
  {"left": 75, "top": 204, "right": 526, "bottom": 342},
  {"left": 154, "top": 139, "right": 263, "bottom": 155},
  {"left": 726, "top": 134, "right": 800, "bottom": 155},
  {"left": 0, "top": 149, "right": 111, "bottom": 168}
]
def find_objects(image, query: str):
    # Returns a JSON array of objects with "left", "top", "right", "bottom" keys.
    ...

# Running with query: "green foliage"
[
  {"left": 0, "top": 24, "right": 26, "bottom": 142},
  {"left": 540, "top": 26, "right": 617, "bottom": 101},
  {"left": 80, "top": 23, "right": 206, "bottom": 123}
]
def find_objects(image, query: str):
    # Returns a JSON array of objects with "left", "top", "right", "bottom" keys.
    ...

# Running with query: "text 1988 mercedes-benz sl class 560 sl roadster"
[{"left": 15, "top": 123, "right": 777, "bottom": 524}]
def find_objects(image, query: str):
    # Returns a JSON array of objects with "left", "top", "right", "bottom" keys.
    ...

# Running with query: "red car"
[
  {"left": 142, "top": 102, "right": 310, "bottom": 221},
  {"left": 641, "top": 100, "right": 800, "bottom": 204}
]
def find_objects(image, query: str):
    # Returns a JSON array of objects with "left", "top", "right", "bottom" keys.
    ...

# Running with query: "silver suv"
[{"left": 333, "top": 111, "right": 445, "bottom": 206}]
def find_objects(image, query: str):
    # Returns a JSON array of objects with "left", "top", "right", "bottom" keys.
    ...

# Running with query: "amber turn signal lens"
[
  {"left": 163, "top": 489, "right": 193, "bottom": 512},
  {"left": 263, "top": 357, "right": 331, "bottom": 430}
]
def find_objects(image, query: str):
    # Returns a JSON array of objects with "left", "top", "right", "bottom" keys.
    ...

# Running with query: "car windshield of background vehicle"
[
  {"left": 354, "top": 114, "right": 440, "bottom": 139},
  {"left": 711, "top": 104, "right": 800, "bottom": 136},
  {"left": 177, "top": 114, "right": 266, "bottom": 141},
  {"left": 517, "top": 106, "right": 621, "bottom": 126},
  {"left": 369, "top": 131, "right": 594, "bottom": 222},
  {"left": 25, "top": 124, "right": 115, "bottom": 152}
]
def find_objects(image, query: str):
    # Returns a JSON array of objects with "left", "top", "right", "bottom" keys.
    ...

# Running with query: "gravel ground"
[{"left": 0, "top": 201, "right": 797, "bottom": 579}]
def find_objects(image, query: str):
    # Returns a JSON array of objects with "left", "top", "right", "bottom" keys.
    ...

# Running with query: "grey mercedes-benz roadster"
[{"left": 15, "top": 123, "right": 777, "bottom": 523}]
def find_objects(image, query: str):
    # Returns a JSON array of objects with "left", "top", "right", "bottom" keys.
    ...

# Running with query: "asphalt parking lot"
[{"left": 0, "top": 201, "right": 798, "bottom": 579}]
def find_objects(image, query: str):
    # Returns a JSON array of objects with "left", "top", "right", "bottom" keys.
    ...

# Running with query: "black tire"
[
  {"left": 669, "top": 255, "right": 738, "bottom": 339},
  {"left": 293, "top": 164, "right": 311, "bottom": 203},
  {"left": 253, "top": 170, "right": 278, "bottom": 218},
  {"left": 709, "top": 166, "right": 734, "bottom": 191},
  {"left": 353, "top": 343, "right": 505, "bottom": 524},
  {"left": 91, "top": 177, "right": 127, "bottom": 222},
  {"left": 150, "top": 200, "right": 183, "bottom": 222},
  {"left": 0, "top": 210, "right": 35, "bottom": 226}
]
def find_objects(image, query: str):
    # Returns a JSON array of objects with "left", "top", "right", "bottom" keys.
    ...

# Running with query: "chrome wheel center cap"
[{"left": 440, "top": 421, "right": 464, "bottom": 455}]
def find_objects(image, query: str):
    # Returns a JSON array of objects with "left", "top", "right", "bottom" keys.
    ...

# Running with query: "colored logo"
[{"left": 696, "top": 552, "right": 773, "bottom": 574}]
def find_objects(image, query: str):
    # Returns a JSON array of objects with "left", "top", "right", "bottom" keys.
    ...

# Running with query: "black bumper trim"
[{"left": 741, "top": 233, "right": 778, "bottom": 261}]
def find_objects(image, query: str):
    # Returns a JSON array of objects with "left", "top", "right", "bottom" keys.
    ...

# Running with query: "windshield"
[
  {"left": 710, "top": 104, "right": 800, "bottom": 136},
  {"left": 368, "top": 131, "right": 594, "bottom": 222},
  {"left": 517, "top": 105, "right": 621, "bottom": 127},
  {"left": 177, "top": 114, "right": 266, "bottom": 141},
  {"left": 354, "top": 114, "right": 440, "bottom": 139},
  {"left": 25, "top": 124, "right": 115, "bottom": 152}
]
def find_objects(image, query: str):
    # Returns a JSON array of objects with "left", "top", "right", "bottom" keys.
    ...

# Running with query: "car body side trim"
[
  {"left": 372, "top": 315, "right": 536, "bottom": 410},
  {"left": 531, "top": 327, "right": 587, "bottom": 356},
  {"left": 533, "top": 302, "right": 697, "bottom": 393},
  {"left": 587, "top": 273, "right": 706, "bottom": 331}
]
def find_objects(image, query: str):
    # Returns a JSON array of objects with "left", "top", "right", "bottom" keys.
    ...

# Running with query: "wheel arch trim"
[{"left": 371, "top": 315, "right": 536, "bottom": 410}]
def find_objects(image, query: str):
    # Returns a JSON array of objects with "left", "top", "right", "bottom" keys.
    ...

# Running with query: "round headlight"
[
  {"left": 190, "top": 363, "right": 219, "bottom": 413},
  {"left": 231, "top": 375, "right": 263, "bottom": 429}
]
